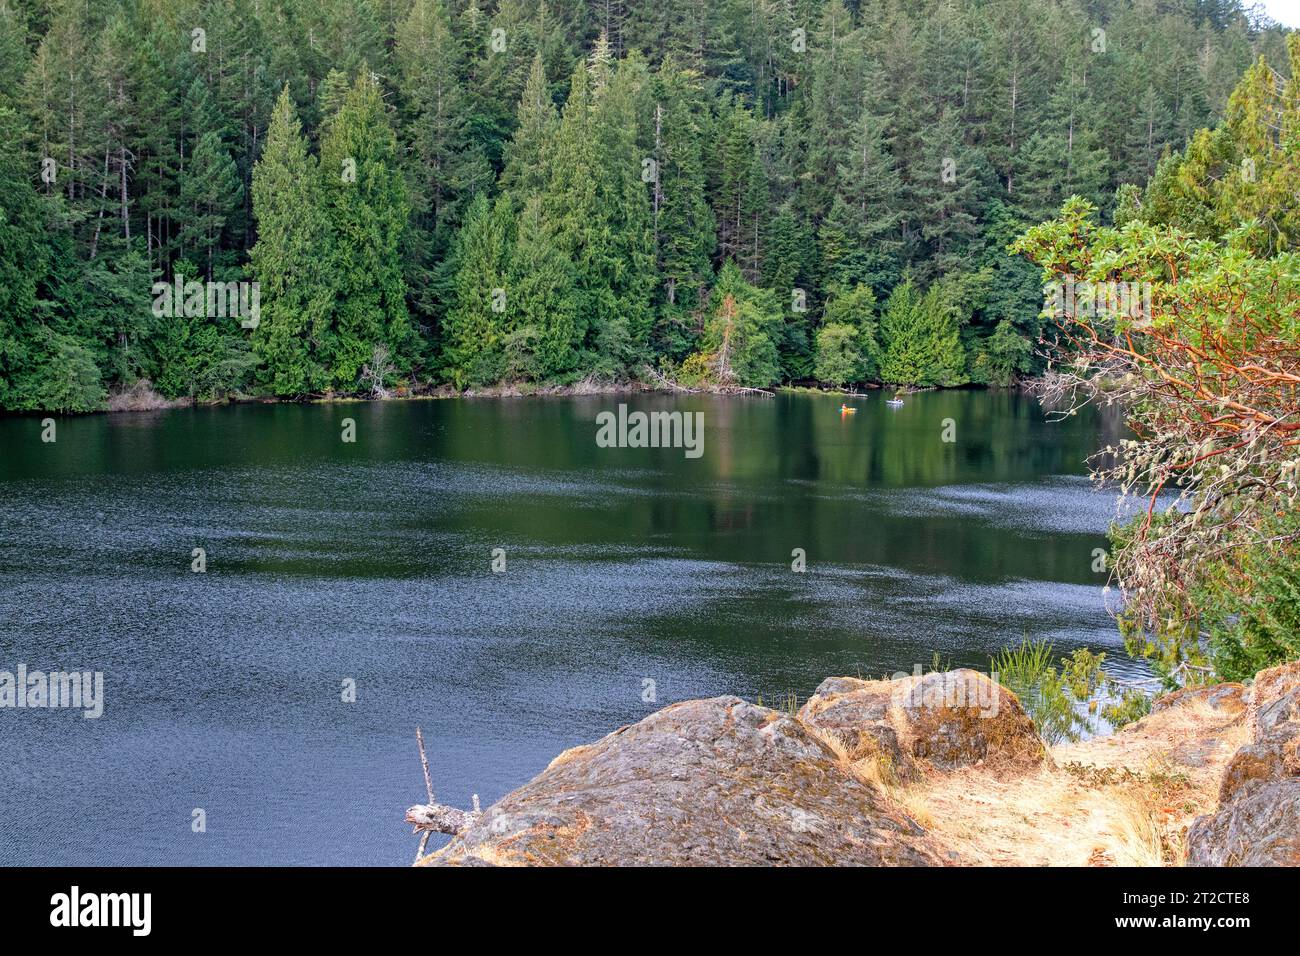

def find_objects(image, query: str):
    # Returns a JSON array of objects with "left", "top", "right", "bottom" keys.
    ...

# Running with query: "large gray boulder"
[
  {"left": 426, "top": 696, "right": 947, "bottom": 867},
  {"left": 1186, "top": 662, "right": 1300, "bottom": 866}
]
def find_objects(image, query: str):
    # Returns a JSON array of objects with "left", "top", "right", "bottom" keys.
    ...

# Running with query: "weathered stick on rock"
[
  {"left": 408, "top": 726, "right": 483, "bottom": 863},
  {"left": 405, "top": 802, "right": 482, "bottom": 836}
]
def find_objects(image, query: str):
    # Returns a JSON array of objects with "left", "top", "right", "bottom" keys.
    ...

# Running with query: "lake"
[{"left": 0, "top": 389, "right": 1137, "bottom": 865}]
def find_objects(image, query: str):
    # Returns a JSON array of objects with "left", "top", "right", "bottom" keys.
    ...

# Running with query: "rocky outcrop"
[
  {"left": 797, "top": 669, "right": 1047, "bottom": 779},
  {"left": 1125, "top": 681, "right": 1248, "bottom": 770},
  {"left": 426, "top": 696, "right": 948, "bottom": 866},
  {"left": 1186, "top": 662, "right": 1300, "bottom": 866},
  {"left": 422, "top": 669, "right": 1046, "bottom": 867},
  {"left": 1150, "top": 681, "right": 1247, "bottom": 718},
  {"left": 412, "top": 665, "right": 1295, "bottom": 867}
]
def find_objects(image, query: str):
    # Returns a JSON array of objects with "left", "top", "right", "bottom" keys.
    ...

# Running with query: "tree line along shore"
[{"left": 1, "top": 0, "right": 1291, "bottom": 413}]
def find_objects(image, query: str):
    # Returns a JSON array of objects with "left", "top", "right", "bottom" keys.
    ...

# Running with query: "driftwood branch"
[
  {"left": 638, "top": 364, "right": 774, "bottom": 397},
  {"left": 406, "top": 802, "right": 483, "bottom": 836},
  {"left": 640, "top": 364, "right": 700, "bottom": 393},
  {"left": 416, "top": 726, "right": 434, "bottom": 804},
  {"left": 408, "top": 726, "right": 482, "bottom": 863}
]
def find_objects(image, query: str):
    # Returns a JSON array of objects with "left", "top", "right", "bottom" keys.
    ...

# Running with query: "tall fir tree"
[
  {"left": 318, "top": 71, "right": 414, "bottom": 388},
  {"left": 818, "top": 102, "right": 904, "bottom": 293},
  {"left": 878, "top": 280, "right": 967, "bottom": 387},
  {"left": 543, "top": 47, "right": 654, "bottom": 375},
  {"left": 395, "top": 0, "right": 493, "bottom": 326},
  {"left": 649, "top": 58, "right": 716, "bottom": 321},
  {"left": 249, "top": 87, "right": 333, "bottom": 396},
  {"left": 444, "top": 192, "right": 513, "bottom": 387},
  {"left": 179, "top": 131, "right": 243, "bottom": 280},
  {"left": 500, "top": 52, "right": 559, "bottom": 203},
  {"left": 507, "top": 194, "right": 579, "bottom": 380}
]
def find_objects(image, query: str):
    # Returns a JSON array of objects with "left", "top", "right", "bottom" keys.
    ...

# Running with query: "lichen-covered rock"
[
  {"left": 1186, "top": 662, "right": 1300, "bottom": 866},
  {"left": 1185, "top": 783, "right": 1300, "bottom": 866},
  {"left": 426, "top": 696, "right": 947, "bottom": 867},
  {"left": 798, "top": 669, "right": 1046, "bottom": 778},
  {"left": 1151, "top": 682, "right": 1247, "bottom": 717},
  {"left": 795, "top": 677, "right": 920, "bottom": 780},
  {"left": 1249, "top": 662, "right": 1300, "bottom": 741},
  {"left": 1216, "top": 663, "right": 1300, "bottom": 805},
  {"left": 1132, "top": 682, "right": 1249, "bottom": 769}
]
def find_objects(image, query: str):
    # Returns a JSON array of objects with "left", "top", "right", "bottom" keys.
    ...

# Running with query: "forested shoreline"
[{"left": 0, "top": 0, "right": 1292, "bottom": 413}]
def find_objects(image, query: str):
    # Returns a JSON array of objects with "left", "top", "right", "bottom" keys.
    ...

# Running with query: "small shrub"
[{"left": 991, "top": 638, "right": 1104, "bottom": 745}]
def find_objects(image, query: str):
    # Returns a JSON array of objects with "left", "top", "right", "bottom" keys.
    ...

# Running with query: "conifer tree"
[
  {"left": 543, "top": 49, "right": 654, "bottom": 374},
  {"left": 179, "top": 131, "right": 243, "bottom": 280},
  {"left": 507, "top": 194, "right": 579, "bottom": 380},
  {"left": 913, "top": 111, "right": 986, "bottom": 280},
  {"left": 249, "top": 88, "right": 333, "bottom": 396},
  {"left": 395, "top": 0, "right": 493, "bottom": 325},
  {"left": 684, "top": 260, "right": 782, "bottom": 388},
  {"left": 0, "top": 0, "right": 1283, "bottom": 407},
  {"left": 813, "top": 322, "right": 864, "bottom": 387},
  {"left": 822, "top": 282, "right": 880, "bottom": 380},
  {"left": 0, "top": 1, "right": 27, "bottom": 102},
  {"left": 396, "top": 0, "right": 489, "bottom": 241},
  {"left": 444, "top": 192, "right": 512, "bottom": 387},
  {"left": 0, "top": 104, "right": 54, "bottom": 410},
  {"left": 649, "top": 58, "right": 716, "bottom": 316},
  {"left": 879, "top": 280, "right": 967, "bottom": 387},
  {"left": 318, "top": 71, "right": 414, "bottom": 388},
  {"left": 819, "top": 105, "right": 904, "bottom": 292},
  {"left": 500, "top": 53, "right": 558, "bottom": 202}
]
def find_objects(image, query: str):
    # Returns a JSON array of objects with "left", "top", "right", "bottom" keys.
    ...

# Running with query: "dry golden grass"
[
  {"left": 1109, "top": 788, "right": 1170, "bottom": 867},
  {"left": 864, "top": 688, "right": 1247, "bottom": 867},
  {"left": 878, "top": 777, "right": 937, "bottom": 830}
]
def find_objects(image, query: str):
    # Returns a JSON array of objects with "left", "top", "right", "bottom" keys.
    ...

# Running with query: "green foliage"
[
  {"left": 829, "top": 286, "right": 879, "bottom": 376},
  {"left": 1216, "top": 552, "right": 1300, "bottom": 680},
  {"left": 0, "top": 104, "right": 49, "bottom": 410},
  {"left": 813, "top": 324, "right": 862, "bottom": 387},
  {"left": 878, "top": 281, "right": 967, "bottom": 387},
  {"left": 1102, "top": 688, "right": 1152, "bottom": 729},
  {"left": 1137, "top": 35, "right": 1300, "bottom": 257},
  {"left": 911, "top": 111, "right": 985, "bottom": 280},
  {"left": 250, "top": 88, "right": 332, "bottom": 396},
  {"left": 1016, "top": 38, "right": 1300, "bottom": 685},
  {"left": 444, "top": 192, "right": 513, "bottom": 387},
  {"left": 0, "top": 2, "right": 28, "bottom": 103},
  {"left": 649, "top": 58, "right": 716, "bottom": 333},
  {"left": 499, "top": 52, "right": 557, "bottom": 203},
  {"left": 24, "top": 328, "right": 107, "bottom": 413},
  {"left": 817, "top": 282, "right": 880, "bottom": 383},
  {"left": 1019, "top": 199, "right": 1299, "bottom": 684},
  {"left": 686, "top": 261, "right": 781, "bottom": 388},
  {"left": 991, "top": 638, "right": 1106, "bottom": 745},
  {"left": 179, "top": 131, "right": 242, "bottom": 279},
  {"left": 318, "top": 72, "right": 414, "bottom": 389},
  {"left": 977, "top": 318, "right": 1034, "bottom": 387},
  {"left": 1, "top": 0, "right": 1286, "bottom": 410},
  {"left": 394, "top": 0, "right": 494, "bottom": 331},
  {"left": 541, "top": 55, "right": 654, "bottom": 377},
  {"left": 1013, "top": 75, "right": 1110, "bottom": 223},
  {"left": 1197, "top": 512, "right": 1300, "bottom": 682},
  {"left": 505, "top": 194, "right": 579, "bottom": 381}
]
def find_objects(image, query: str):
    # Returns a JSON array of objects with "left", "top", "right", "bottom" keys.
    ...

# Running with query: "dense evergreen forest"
[{"left": 0, "top": 0, "right": 1292, "bottom": 412}]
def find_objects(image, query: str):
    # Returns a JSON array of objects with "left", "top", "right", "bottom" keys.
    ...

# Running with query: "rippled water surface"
[{"left": 0, "top": 390, "right": 1138, "bottom": 864}]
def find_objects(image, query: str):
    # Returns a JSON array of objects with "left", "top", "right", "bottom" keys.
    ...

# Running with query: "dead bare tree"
[{"left": 359, "top": 344, "right": 395, "bottom": 399}]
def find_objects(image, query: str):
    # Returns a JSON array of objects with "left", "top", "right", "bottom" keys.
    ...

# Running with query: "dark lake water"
[{"left": 0, "top": 390, "right": 1139, "bottom": 865}]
